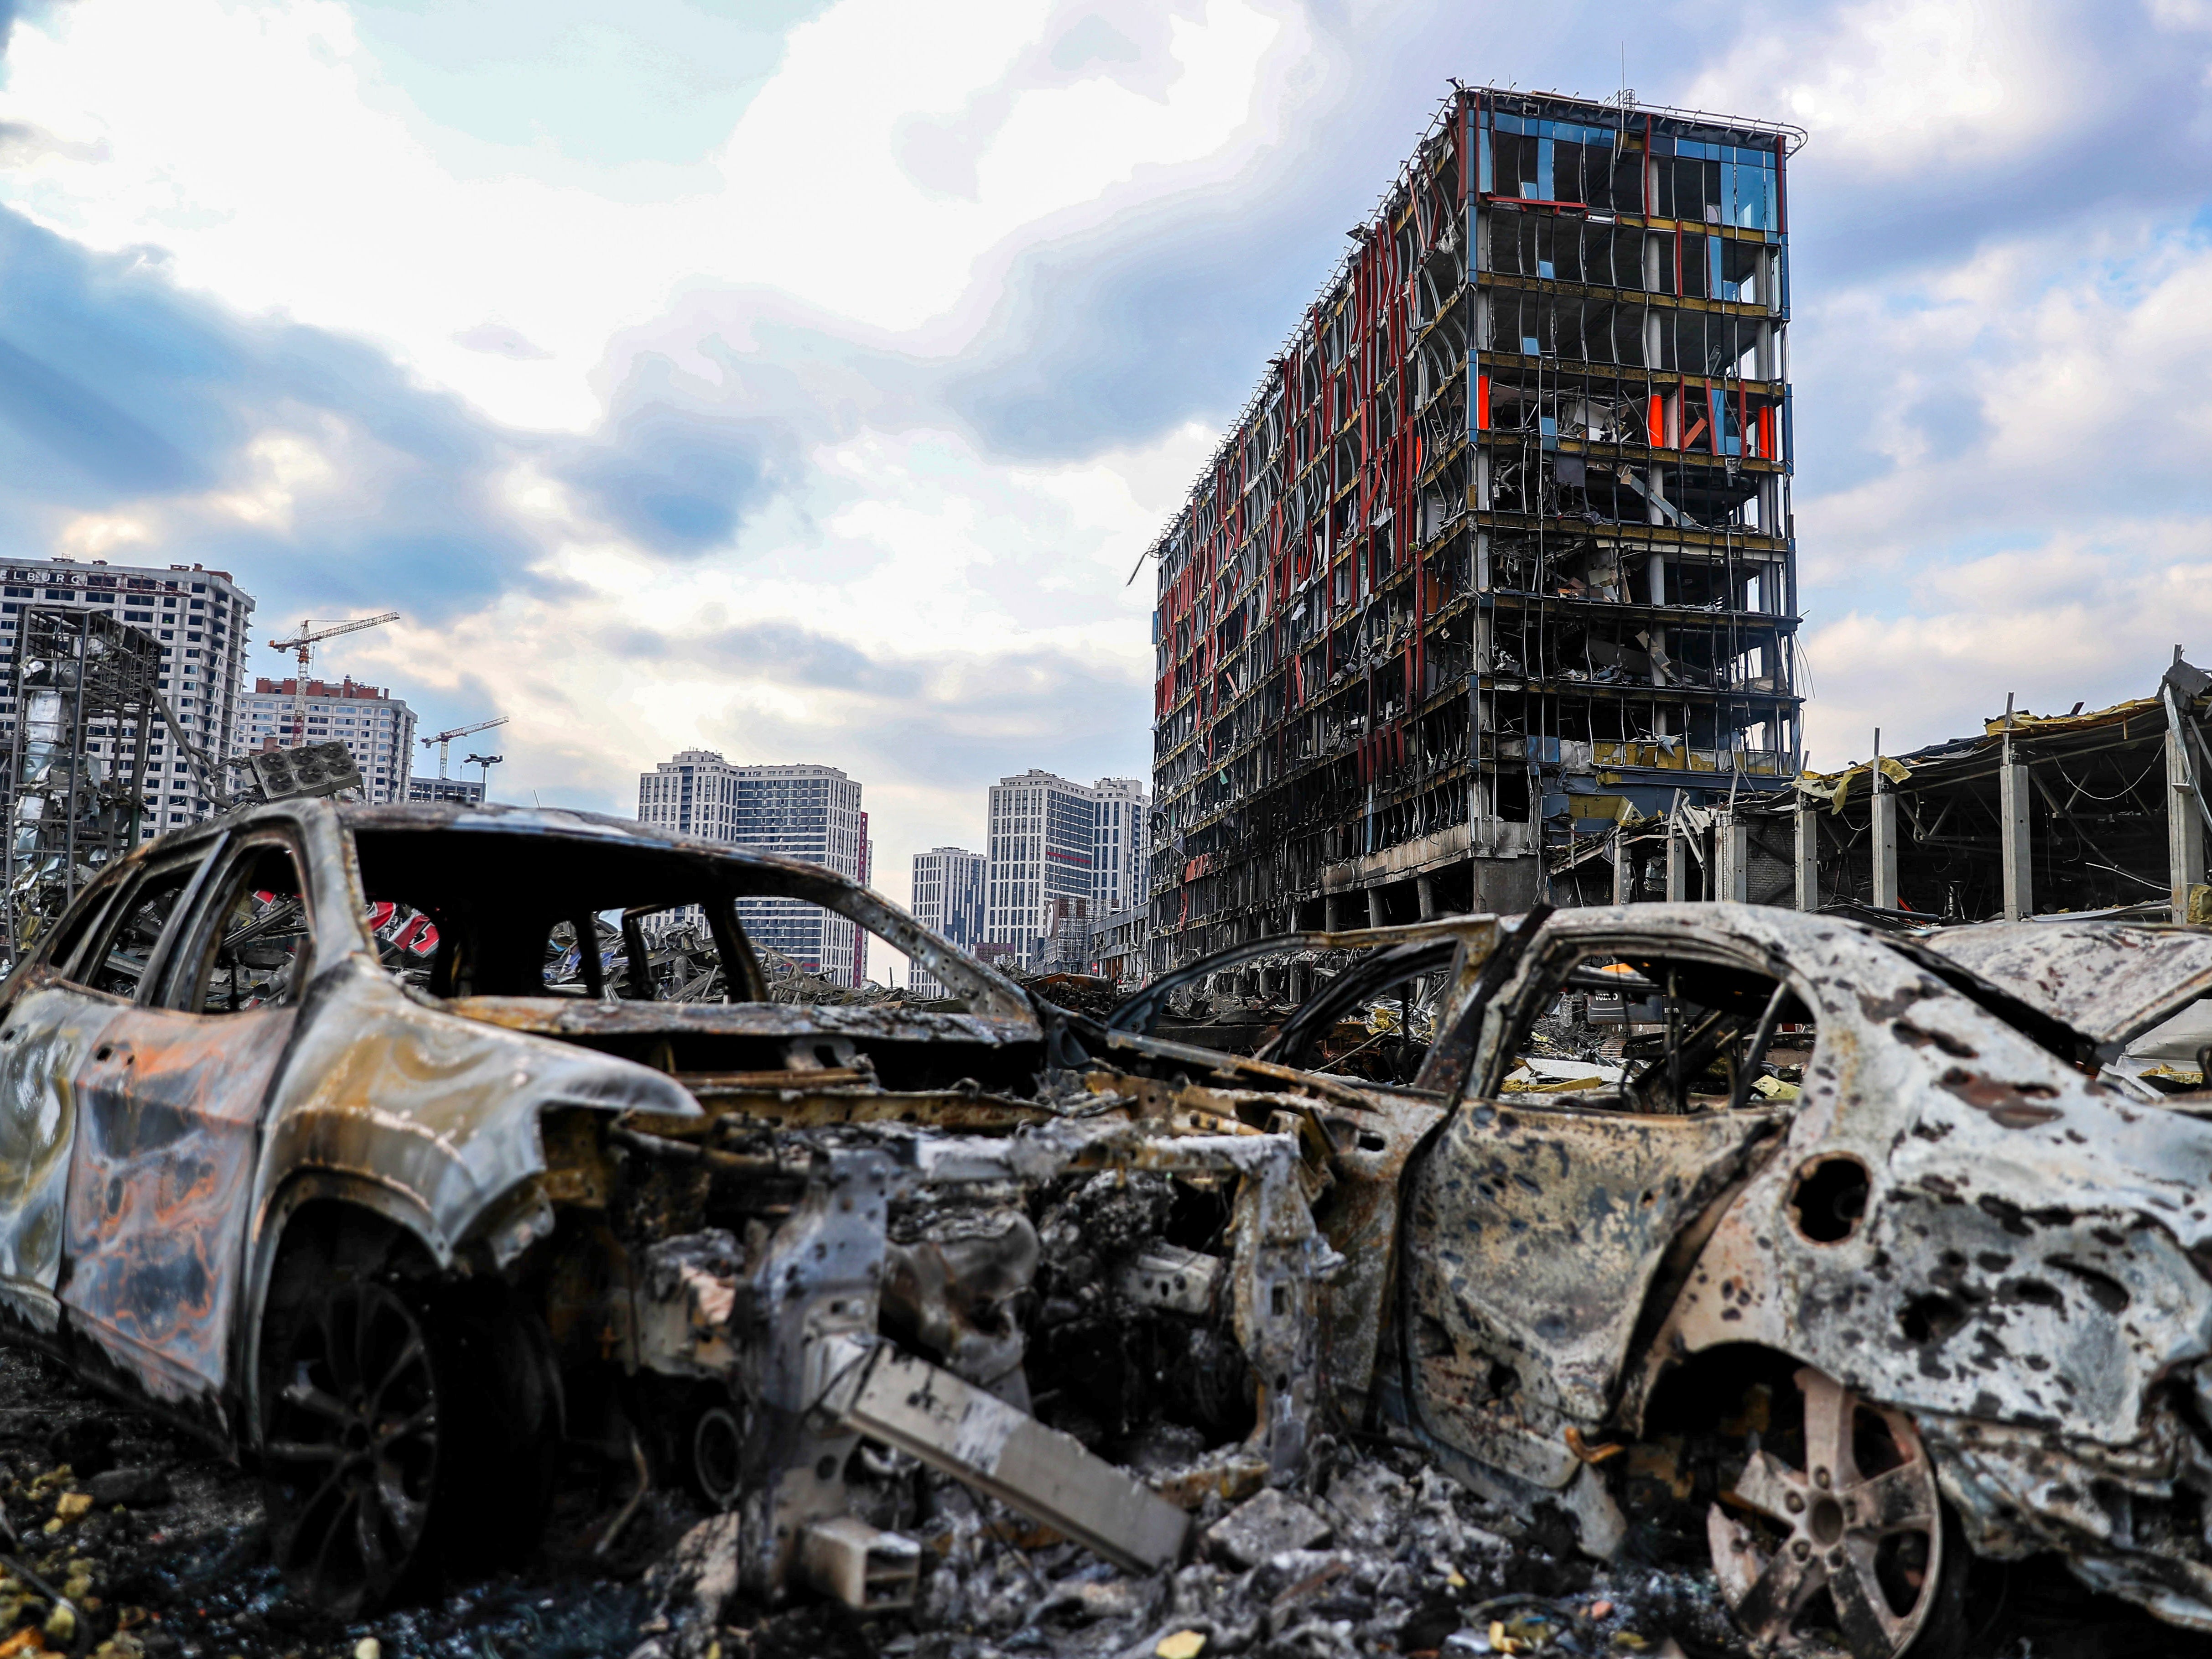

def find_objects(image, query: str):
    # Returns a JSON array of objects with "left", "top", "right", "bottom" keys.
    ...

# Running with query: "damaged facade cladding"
[
  {"left": 1148, "top": 87, "right": 1804, "bottom": 971},
  {"left": 1578, "top": 653, "right": 2212, "bottom": 922}
]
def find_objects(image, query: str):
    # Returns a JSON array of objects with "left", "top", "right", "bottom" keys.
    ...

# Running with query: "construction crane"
[
  {"left": 267, "top": 612, "right": 401, "bottom": 747},
  {"left": 422, "top": 715, "right": 508, "bottom": 780},
  {"left": 463, "top": 752, "right": 502, "bottom": 800}
]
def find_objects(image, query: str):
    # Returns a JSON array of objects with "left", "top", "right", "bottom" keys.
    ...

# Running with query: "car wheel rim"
[
  {"left": 1707, "top": 1365, "right": 1943, "bottom": 1659},
  {"left": 264, "top": 1282, "right": 440, "bottom": 1612}
]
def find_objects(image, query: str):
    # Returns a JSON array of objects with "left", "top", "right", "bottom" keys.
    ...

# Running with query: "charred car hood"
[{"left": 447, "top": 996, "right": 1040, "bottom": 1047}]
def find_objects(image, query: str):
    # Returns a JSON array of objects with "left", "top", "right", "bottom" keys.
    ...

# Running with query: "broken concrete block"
[
  {"left": 1203, "top": 1487, "right": 1332, "bottom": 1569},
  {"left": 86, "top": 1467, "right": 170, "bottom": 1508},
  {"left": 799, "top": 1515, "right": 919, "bottom": 1612}
]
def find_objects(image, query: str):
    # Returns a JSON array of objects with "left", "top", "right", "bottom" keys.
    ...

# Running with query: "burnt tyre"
[
  {"left": 260, "top": 1277, "right": 559, "bottom": 1616},
  {"left": 1707, "top": 1366, "right": 1966, "bottom": 1659}
]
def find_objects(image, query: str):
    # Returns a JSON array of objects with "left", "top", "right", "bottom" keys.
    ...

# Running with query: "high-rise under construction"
[{"left": 1146, "top": 86, "right": 1805, "bottom": 967}]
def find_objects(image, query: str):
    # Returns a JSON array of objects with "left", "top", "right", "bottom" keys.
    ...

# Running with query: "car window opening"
[
  {"left": 352, "top": 829, "right": 771, "bottom": 1006},
  {"left": 178, "top": 844, "right": 313, "bottom": 1014},
  {"left": 349, "top": 828, "right": 1029, "bottom": 1092},
  {"left": 80, "top": 862, "right": 198, "bottom": 1000},
  {"left": 1501, "top": 951, "right": 1817, "bottom": 1114}
]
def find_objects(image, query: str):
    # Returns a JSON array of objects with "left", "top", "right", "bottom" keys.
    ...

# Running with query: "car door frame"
[
  {"left": 58, "top": 824, "right": 320, "bottom": 1429},
  {"left": 1392, "top": 912, "right": 1800, "bottom": 1503},
  {"left": 0, "top": 839, "right": 227, "bottom": 1341}
]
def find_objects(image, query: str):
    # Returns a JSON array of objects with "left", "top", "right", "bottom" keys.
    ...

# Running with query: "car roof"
[
  {"left": 1917, "top": 921, "right": 2212, "bottom": 1049},
  {"left": 117, "top": 799, "right": 872, "bottom": 895}
]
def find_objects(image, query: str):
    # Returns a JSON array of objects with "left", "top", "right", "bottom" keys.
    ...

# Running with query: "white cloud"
[
  {"left": 0, "top": 0, "right": 1295, "bottom": 430},
  {"left": 1683, "top": 0, "right": 2071, "bottom": 172},
  {"left": 1801, "top": 526, "right": 2212, "bottom": 767},
  {"left": 0, "top": 0, "right": 1304, "bottom": 908}
]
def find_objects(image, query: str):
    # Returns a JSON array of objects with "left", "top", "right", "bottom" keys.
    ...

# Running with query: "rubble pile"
[
  {"left": 0, "top": 1339, "right": 2180, "bottom": 1659},
  {"left": 634, "top": 1433, "right": 1747, "bottom": 1659}
]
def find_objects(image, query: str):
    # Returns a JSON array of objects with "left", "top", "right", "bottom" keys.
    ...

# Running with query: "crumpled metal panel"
[
  {"left": 1404, "top": 1098, "right": 1779, "bottom": 1482},
  {"left": 1920, "top": 921, "right": 2212, "bottom": 1047},
  {"left": 1307, "top": 1092, "right": 1446, "bottom": 1425},
  {"left": 1646, "top": 910, "right": 2212, "bottom": 1447},
  {"left": 0, "top": 978, "right": 122, "bottom": 1327},
  {"left": 1526, "top": 905, "right": 2212, "bottom": 1623},
  {"left": 62, "top": 1003, "right": 298, "bottom": 1410},
  {"left": 1920, "top": 1410, "right": 2212, "bottom": 1630},
  {"left": 253, "top": 958, "right": 701, "bottom": 1278}
]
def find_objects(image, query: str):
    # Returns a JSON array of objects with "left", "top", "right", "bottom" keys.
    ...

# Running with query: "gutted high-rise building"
[{"left": 1147, "top": 88, "right": 1803, "bottom": 968}]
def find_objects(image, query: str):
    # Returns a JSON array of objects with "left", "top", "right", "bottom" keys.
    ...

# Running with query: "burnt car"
[
  {"left": 0, "top": 801, "right": 1370, "bottom": 1619},
  {"left": 1127, "top": 902, "right": 2212, "bottom": 1658},
  {"left": 19, "top": 798, "right": 2212, "bottom": 1659}
]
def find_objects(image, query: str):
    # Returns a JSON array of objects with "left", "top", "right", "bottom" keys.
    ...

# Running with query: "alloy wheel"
[
  {"left": 1707, "top": 1366, "right": 1946, "bottom": 1659},
  {"left": 263, "top": 1281, "right": 441, "bottom": 1616}
]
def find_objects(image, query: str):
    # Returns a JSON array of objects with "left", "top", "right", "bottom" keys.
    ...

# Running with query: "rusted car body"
[
  {"left": 0, "top": 800, "right": 1397, "bottom": 1616},
  {"left": 1160, "top": 901, "right": 2212, "bottom": 1658}
]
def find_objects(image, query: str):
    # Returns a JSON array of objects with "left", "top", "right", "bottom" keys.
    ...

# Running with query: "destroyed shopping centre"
[{"left": 0, "top": 80, "right": 2208, "bottom": 1659}]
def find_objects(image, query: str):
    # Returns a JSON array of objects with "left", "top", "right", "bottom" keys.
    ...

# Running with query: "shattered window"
[
  {"left": 171, "top": 843, "right": 314, "bottom": 1014},
  {"left": 40, "top": 875, "right": 125, "bottom": 983},
  {"left": 1497, "top": 949, "right": 1814, "bottom": 1114},
  {"left": 80, "top": 861, "right": 200, "bottom": 999}
]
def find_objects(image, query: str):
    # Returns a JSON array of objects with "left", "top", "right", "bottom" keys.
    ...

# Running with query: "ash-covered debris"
[{"left": 621, "top": 1427, "right": 1750, "bottom": 1659}]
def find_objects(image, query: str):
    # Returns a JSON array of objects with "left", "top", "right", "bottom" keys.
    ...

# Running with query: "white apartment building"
[
  {"left": 985, "top": 770, "right": 1098, "bottom": 969},
  {"left": 908, "top": 846, "right": 985, "bottom": 996},
  {"left": 240, "top": 677, "right": 416, "bottom": 805},
  {"left": 0, "top": 558, "right": 254, "bottom": 834},
  {"left": 638, "top": 752, "right": 867, "bottom": 984},
  {"left": 1091, "top": 777, "right": 1150, "bottom": 920},
  {"left": 982, "top": 772, "right": 1152, "bottom": 971}
]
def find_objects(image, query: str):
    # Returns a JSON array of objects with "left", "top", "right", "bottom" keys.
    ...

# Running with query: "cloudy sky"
[{"left": 0, "top": 0, "right": 2209, "bottom": 928}]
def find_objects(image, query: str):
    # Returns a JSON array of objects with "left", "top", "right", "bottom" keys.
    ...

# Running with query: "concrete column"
[
  {"left": 1416, "top": 874, "right": 1438, "bottom": 920},
  {"left": 1324, "top": 892, "right": 1344, "bottom": 931},
  {"left": 1871, "top": 787, "right": 1900, "bottom": 910},
  {"left": 1794, "top": 797, "right": 1820, "bottom": 911},
  {"left": 2170, "top": 722, "right": 2207, "bottom": 924},
  {"left": 1367, "top": 888, "right": 1387, "bottom": 929},
  {"left": 1999, "top": 759, "right": 2033, "bottom": 921},
  {"left": 1666, "top": 827, "right": 1688, "bottom": 901},
  {"left": 1719, "top": 817, "right": 1750, "bottom": 903},
  {"left": 1612, "top": 831, "right": 1633, "bottom": 905}
]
